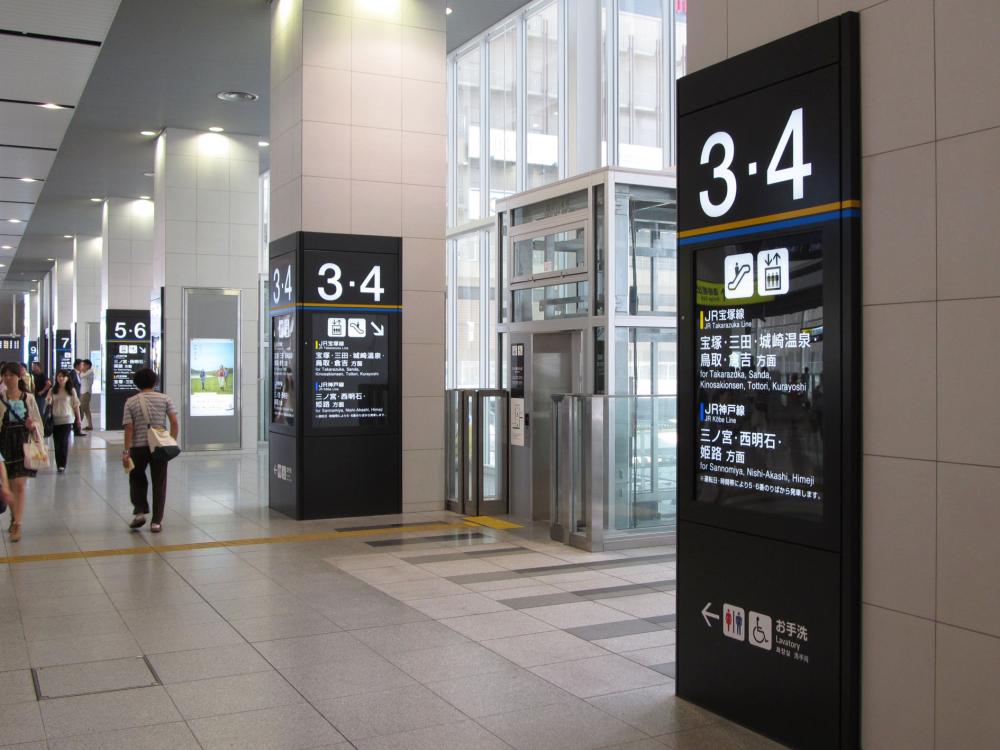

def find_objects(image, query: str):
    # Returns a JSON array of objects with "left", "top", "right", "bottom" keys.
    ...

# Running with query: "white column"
[
  {"left": 271, "top": 0, "right": 448, "bottom": 512},
  {"left": 101, "top": 198, "right": 154, "bottom": 312},
  {"left": 73, "top": 235, "right": 103, "bottom": 354},
  {"left": 152, "top": 128, "right": 261, "bottom": 448}
]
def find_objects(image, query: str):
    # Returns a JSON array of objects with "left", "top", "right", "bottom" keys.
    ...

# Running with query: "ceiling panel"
[
  {"left": 0, "top": 35, "right": 100, "bottom": 105},
  {"left": 0, "top": 146, "right": 56, "bottom": 177},
  {"left": 0, "top": 180, "right": 44, "bottom": 203},
  {"left": 0, "top": 101, "right": 72, "bottom": 148},
  {"left": 0, "top": 0, "right": 122, "bottom": 42},
  {"left": 0, "top": 234, "right": 21, "bottom": 248}
]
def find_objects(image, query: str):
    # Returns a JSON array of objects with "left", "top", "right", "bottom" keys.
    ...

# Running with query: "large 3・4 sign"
[
  {"left": 303, "top": 250, "right": 400, "bottom": 307},
  {"left": 679, "top": 66, "right": 840, "bottom": 228}
]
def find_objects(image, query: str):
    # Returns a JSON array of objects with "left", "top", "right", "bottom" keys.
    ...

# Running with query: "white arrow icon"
[
  {"left": 702, "top": 602, "right": 720, "bottom": 627},
  {"left": 371, "top": 323, "right": 385, "bottom": 337}
]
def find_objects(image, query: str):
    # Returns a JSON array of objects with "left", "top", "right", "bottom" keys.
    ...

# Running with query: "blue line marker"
[{"left": 679, "top": 208, "right": 860, "bottom": 247}]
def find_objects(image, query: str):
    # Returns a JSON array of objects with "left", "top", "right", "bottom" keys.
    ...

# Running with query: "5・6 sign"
[{"left": 678, "top": 66, "right": 841, "bottom": 230}]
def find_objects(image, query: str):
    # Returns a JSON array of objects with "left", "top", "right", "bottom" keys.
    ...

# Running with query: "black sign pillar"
[
  {"left": 104, "top": 310, "right": 151, "bottom": 430},
  {"left": 676, "top": 15, "right": 860, "bottom": 750},
  {"left": 268, "top": 232, "right": 402, "bottom": 520},
  {"left": 0, "top": 335, "right": 23, "bottom": 364},
  {"left": 54, "top": 329, "right": 72, "bottom": 373}
]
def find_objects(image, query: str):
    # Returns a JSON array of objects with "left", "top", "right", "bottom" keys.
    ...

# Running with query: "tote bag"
[
  {"left": 23, "top": 427, "right": 50, "bottom": 470},
  {"left": 137, "top": 395, "right": 181, "bottom": 461}
]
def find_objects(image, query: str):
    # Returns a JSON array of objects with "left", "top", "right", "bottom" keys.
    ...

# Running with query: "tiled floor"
[{"left": 0, "top": 436, "right": 784, "bottom": 749}]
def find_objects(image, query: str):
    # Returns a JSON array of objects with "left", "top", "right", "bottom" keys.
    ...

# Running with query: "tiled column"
[
  {"left": 270, "top": 0, "right": 447, "bottom": 512},
  {"left": 73, "top": 235, "right": 103, "bottom": 353},
  {"left": 688, "top": 1, "right": 1000, "bottom": 747},
  {"left": 101, "top": 198, "right": 154, "bottom": 312},
  {"left": 152, "top": 128, "right": 261, "bottom": 448}
]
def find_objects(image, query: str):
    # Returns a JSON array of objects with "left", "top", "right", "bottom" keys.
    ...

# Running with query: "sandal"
[
  {"left": 129, "top": 514, "right": 147, "bottom": 530},
  {"left": 9, "top": 522, "right": 21, "bottom": 543},
  {"left": 150, "top": 523, "right": 162, "bottom": 533}
]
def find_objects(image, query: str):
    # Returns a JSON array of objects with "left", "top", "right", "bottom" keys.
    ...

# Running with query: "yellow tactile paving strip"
[
  {"left": 0, "top": 520, "right": 481, "bottom": 565},
  {"left": 464, "top": 516, "right": 523, "bottom": 530}
]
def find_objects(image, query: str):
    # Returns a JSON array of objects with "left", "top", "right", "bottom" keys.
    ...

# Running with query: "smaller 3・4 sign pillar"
[{"left": 267, "top": 232, "right": 402, "bottom": 520}]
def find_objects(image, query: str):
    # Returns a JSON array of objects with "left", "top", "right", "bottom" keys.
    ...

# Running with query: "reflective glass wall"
[{"left": 446, "top": 0, "right": 687, "bottom": 388}]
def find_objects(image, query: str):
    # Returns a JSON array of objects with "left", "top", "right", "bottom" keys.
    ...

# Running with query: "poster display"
[
  {"left": 310, "top": 312, "right": 389, "bottom": 427},
  {"left": 271, "top": 312, "right": 295, "bottom": 425},
  {"left": 189, "top": 338, "right": 235, "bottom": 417},
  {"left": 150, "top": 288, "right": 164, "bottom": 390}
]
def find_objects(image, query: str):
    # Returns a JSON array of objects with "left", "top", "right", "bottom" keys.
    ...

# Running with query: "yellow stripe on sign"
[
  {"left": 679, "top": 199, "right": 862, "bottom": 239},
  {"left": 464, "top": 516, "right": 523, "bottom": 530},
  {"left": 700, "top": 311, "right": 704, "bottom": 329}
]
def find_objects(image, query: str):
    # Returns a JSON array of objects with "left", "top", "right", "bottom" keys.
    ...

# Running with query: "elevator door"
[{"left": 530, "top": 332, "right": 578, "bottom": 520}]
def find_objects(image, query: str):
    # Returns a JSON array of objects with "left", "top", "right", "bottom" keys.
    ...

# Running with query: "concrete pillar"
[
  {"left": 270, "top": 0, "right": 447, "bottom": 513},
  {"left": 567, "top": 0, "right": 602, "bottom": 175},
  {"left": 152, "top": 128, "right": 261, "bottom": 449}
]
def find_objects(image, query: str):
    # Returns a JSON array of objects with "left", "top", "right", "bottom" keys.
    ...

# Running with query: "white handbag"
[{"left": 137, "top": 395, "right": 180, "bottom": 460}]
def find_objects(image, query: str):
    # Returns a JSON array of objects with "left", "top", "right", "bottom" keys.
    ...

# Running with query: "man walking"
[
  {"left": 72, "top": 360, "right": 85, "bottom": 436},
  {"left": 79, "top": 359, "right": 95, "bottom": 431}
]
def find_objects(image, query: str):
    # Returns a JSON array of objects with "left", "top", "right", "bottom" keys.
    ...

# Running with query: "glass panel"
[
  {"left": 594, "top": 185, "right": 605, "bottom": 314},
  {"left": 675, "top": 0, "right": 687, "bottom": 81},
  {"left": 525, "top": 1, "right": 560, "bottom": 188},
  {"left": 455, "top": 234, "right": 481, "bottom": 386},
  {"left": 595, "top": 327, "right": 606, "bottom": 395},
  {"left": 513, "top": 281, "right": 590, "bottom": 322},
  {"left": 614, "top": 327, "right": 677, "bottom": 395},
  {"left": 512, "top": 189, "right": 588, "bottom": 225},
  {"left": 618, "top": 0, "right": 664, "bottom": 170},
  {"left": 445, "top": 391, "right": 462, "bottom": 504},
  {"left": 610, "top": 395, "right": 677, "bottom": 531},
  {"left": 455, "top": 46, "right": 482, "bottom": 224},
  {"left": 489, "top": 25, "right": 517, "bottom": 213},
  {"left": 481, "top": 395, "right": 502, "bottom": 500},
  {"left": 486, "top": 227, "right": 498, "bottom": 387},
  {"left": 513, "top": 227, "right": 585, "bottom": 277},
  {"left": 500, "top": 212, "right": 510, "bottom": 323},
  {"left": 613, "top": 183, "right": 677, "bottom": 316}
]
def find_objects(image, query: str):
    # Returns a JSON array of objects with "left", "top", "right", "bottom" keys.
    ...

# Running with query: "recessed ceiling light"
[
  {"left": 90, "top": 197, "right": 103, "bottom": 203},
  {"left": 38, "top": 103, "right": 65, "bottom": 110},
  {"left": 0, "top": 245, "right": 11, "bottom": 250},
  {"left": 258, "top": 140, "right": 269, "bottom": 147},
  {"left": 19, "top": 177, "right": 39, "bottom": 183},
  {"left": 143, "top": 172, "right": 154, "bottom": 177},
  {"left": 208, "top": 126, "right": 224, "bottom": 133},
  {"left": 216, "top": 91, "right": 259, "bottom": 103},
  {"left": 139, "top": 195, "right": 151, "bottom": 200},
  {"left": 446, "top": 7, "right": 453, "bottom": 14},
  {"left": 63, "top": 235, "right": 73, "bottom": 239},
  {"left": 7, "top": 218, "right": 22, "bottom": 224},
  {"left": 46, "top": 258, "right": 54, "bottom": 261},
  {"left": 140, "top": 130, "right": 158, "bottom": 137},
  {"left": 31, "top": 279, "right": 37, "bottom": 282},
  {"left": 0, "top": 264, "right": 5, "bottom": 268}
]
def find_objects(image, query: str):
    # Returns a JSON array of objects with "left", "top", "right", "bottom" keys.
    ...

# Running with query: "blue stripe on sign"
[
  {"left": 700, "top": 403, "right": 705, "bottom": 422},
  {"left": 679, "top": 208, "right": 860, "bottom": 247}
]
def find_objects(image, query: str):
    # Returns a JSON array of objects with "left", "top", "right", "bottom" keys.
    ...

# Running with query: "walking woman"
[
  {"left": 46, "top": 369, "right": 82, "bottom": 473},
  {"left": 122, "top": 367, "right": 178, "bottom": 532},
  {"left": 0, "top": 362, "right": 43, "bottom": 542}
]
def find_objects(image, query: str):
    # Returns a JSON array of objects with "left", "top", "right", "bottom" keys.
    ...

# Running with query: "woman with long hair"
[
  {"left": 46, "top": 369, "right": 82, "bottom": 473},
  {"left": 0, "top": 362, "right": 43, "bottom": 542}
]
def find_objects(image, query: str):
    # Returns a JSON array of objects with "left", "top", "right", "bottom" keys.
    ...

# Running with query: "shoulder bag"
[{"left": 137, "top": 394, "right": 181, "bottom": 461}]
